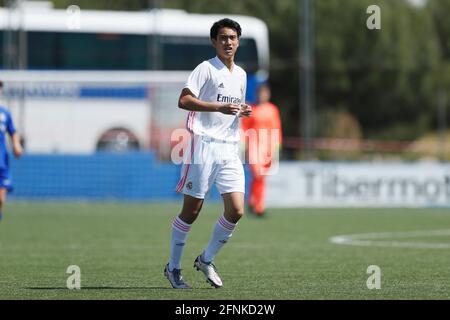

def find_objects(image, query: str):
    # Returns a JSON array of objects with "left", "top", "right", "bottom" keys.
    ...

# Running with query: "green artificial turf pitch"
[{"left": 1, "top": 202, "right": 449, "bottom": 299}]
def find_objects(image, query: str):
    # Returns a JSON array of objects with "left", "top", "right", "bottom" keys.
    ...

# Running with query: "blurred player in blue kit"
[{"left": 0, "top": 81, "right": 24, "bottom": 221}]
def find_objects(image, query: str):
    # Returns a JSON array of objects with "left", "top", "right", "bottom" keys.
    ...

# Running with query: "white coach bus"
[{"left": 0, "top": 2, "right": 269, "bottom": 154}]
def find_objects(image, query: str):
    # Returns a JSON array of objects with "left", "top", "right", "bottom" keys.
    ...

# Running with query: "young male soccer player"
[
  {"left": 164, "top": 18, "right": 252, "bottom": 289},
  {"left": 0, "top": 81, "right": 24, "bottom": 221}
]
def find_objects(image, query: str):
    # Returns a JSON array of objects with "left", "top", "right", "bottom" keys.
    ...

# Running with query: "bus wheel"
[{"left": 96, "top": 128, "right": 140, "bottom": 153}]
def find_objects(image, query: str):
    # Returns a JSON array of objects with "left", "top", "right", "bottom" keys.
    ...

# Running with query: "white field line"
[{"left": 329, "top": 229, "right": 450, "bottom": 249}]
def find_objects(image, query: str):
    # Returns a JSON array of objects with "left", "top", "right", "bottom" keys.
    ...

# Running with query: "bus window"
[
  {"left": 27, "top": 32, "right": 57, "bottom": 69},
  {"left": 160, "top": 36, "right": 258, "bottom": 72},
  {"left": 160, "top": 36, "right": 215, "bottom": 70},
  {"left": 0, "top": 32, "right": 3, "bottom": 68},
  {"left": 28, "top": 32, "right": 148, "bottom": 70},
  {"left": 26, "top": 31, "right": 259, "bottom": 72},
  {"left": 235, "top": 38, "right": 258, "bottom": 73}
]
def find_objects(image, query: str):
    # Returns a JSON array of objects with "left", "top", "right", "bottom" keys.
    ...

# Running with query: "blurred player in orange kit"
[{"left": 241, "top": 84, "right": 282, "bottom": 217}]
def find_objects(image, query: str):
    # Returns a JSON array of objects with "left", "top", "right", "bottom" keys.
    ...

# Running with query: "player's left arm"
[
  {"left": 6, "top": 112, "right": 23, "bottom": 158},
  {"left": 276, "top": 107, "right": 282, "bottom": 145},
  {"left": 239, "top": 104, "right": 252, "bottom": 117},
  {"left": 238, "top": 73, "right": 252, "bottom": 118},
  {"left": 272, "top": 106, "right": 283, "bottom": 150},
  {"left": 11, "top": 133, "right": 23, "bottom": 159}
]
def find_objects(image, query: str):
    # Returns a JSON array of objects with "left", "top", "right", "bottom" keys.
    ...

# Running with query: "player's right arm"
[
  {"left": 179, "top": 61, "right": 241, "bottom": 115},
  {"left": 178, "top": 88, "right": 241, "bottom": 115}
]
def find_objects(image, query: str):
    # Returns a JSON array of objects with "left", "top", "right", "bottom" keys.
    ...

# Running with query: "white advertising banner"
[{"left": 265, "top": 162, "right": 450, "bottom": 208}]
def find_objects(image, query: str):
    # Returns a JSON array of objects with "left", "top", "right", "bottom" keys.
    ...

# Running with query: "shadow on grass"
[{"left": 25, "top": 286, "right": 211, "bottom": 290}]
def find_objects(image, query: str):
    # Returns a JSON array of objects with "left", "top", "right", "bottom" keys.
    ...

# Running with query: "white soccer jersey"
[{"left": 184, "top": 56, "right": 247, "bottom": 142}]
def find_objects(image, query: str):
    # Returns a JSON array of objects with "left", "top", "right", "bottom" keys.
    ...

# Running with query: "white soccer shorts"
[{"left": 175, "top": 135, "right": 245, "bottom": 199}]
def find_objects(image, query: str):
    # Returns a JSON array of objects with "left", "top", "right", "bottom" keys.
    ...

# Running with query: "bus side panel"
[{"left": 13, "top": 99, "right": 150, "bottom": 154}]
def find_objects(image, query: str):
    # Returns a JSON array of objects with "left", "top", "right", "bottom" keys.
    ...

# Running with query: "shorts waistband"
[{"left": 201, "top": 136, "right": 237, "bottom": 144}]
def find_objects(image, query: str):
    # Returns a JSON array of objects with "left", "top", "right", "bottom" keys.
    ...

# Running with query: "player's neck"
[{"left": 217, "top": 55, "right": 234, "bottom": 71}]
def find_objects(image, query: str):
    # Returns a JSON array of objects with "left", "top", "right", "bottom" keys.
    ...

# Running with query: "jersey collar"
[{"left": 213, "top": 56, "right": 235, "bottom": 73}]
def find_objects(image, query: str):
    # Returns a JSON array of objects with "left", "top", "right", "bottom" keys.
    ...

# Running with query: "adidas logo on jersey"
[{"left": 218, "top": 83, "right": 225, "bottom": 88}]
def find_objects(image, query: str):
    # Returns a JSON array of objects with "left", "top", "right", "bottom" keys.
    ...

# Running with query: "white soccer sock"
[
  {"left": 202, "top": 214, "right": 237, "bottom": 263},
  {"left": 169, "top": 216, "right": 192, "bottom": 271}
]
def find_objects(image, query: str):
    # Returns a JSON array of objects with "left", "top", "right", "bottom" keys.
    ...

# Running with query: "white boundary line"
[{"left": 329, "top": 229, "right": 450, "bottom": 249}]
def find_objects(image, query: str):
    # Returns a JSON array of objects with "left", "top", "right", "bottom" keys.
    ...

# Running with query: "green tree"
[
  {"left": 429, "top": 0, "right": 450, "bottom": 130},
  {"left": 315, "top": 0, "right": 440, "bottom": 140},
  {"left": 53, "top": 0, "right": 149, "bottom": 10}
]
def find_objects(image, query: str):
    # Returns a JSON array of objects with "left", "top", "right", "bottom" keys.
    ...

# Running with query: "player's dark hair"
[
  {"left": 0, "top": 81, "right": 3, "bottom": 88},
  {"left": 257, "top": 83, "right": 271, "bottom": 92},
  {"left": 210, "top": 18, "right": 241, "bottom": 40}
]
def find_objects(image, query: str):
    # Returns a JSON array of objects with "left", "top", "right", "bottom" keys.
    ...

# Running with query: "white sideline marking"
[{"left": 329, "top": 229, "right": 450, "bottom": 249}]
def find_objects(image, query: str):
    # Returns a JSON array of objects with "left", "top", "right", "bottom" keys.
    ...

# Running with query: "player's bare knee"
[
  {"left": 179, "top": 207, "right": 202, "bottom": 224},
  {"left": 0, "top": 190, "right": 6, "bottom": 207},
  {"left": 189, "top": 207, "right": 202, "bottom": 218},
  {"left": 226, "top": 208, "right": 244, "bottom": 223}
]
